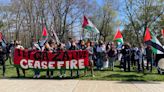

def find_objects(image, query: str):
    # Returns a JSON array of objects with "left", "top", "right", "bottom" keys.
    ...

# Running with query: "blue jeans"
[
  {"left": 147, "top": 58, "right": 153, "bottom": 72},
  {"left": 96, "top": 57, "right": 103, "bottom": 69},
  {"left": 70, "top": 70, "right": 79, "bottom": 77},
  {"left": 34, "top": 69, "right": 40, "bottom": 76},
  {"left": 108, "top": 57, "right": 115, "bottom": 70},
  {"left": 60, "top": 69, "right": 66, "bottom": 75}
]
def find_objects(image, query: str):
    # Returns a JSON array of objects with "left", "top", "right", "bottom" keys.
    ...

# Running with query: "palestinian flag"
[
  {"left": 42, "top": 26, "right": 48, "bottom": 40},
  {"left": 38, "top": 26, "right": 48, "bottom": 47},
  {"left": 144, "top": 28, "right": 164, "bottom": 54},
  {"left": 82, "top": 16, "right": 99, "bottom": 34},
  {"left": 114, "top": 29, "right": 124, "bottom": 44}
]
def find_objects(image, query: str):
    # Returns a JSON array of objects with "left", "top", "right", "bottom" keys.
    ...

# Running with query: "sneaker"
[
  {"left": 100, "top": 68, "right": 104, "bottom": 70},
  {"left": 50, "top": 75, "right": 54, "bottom": 79},
  {"left": 63, "top": 74, "right": 66, "bottom": 77},
  {"left": 33, "top": 75, "right": 37, "bottom": 78},
  {"left": 3, "top": 75, "right": 5, "bottom": 79},
  {"left": 46, "top": 75, "right": 49, "bottom": 78},
  {"left": 92, "top": 75, "right": 95, "bottom": 77},
  {"left": 121, "top": 68, "right": 124, "bottom": 71},
  {"left": 59, "top": 75, "right": 63, "bottom": 78},
  {"left": 37, "top": 75, "right": 40, "bottom": 78}
]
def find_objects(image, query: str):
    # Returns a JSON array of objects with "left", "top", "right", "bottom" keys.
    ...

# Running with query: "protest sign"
[{"left": 14, "top": 49, "right": 89, "bottom": 70}]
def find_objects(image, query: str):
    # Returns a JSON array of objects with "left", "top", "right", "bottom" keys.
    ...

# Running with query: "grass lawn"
[{"left": 0, "top": 60, "right": 164, "bottom": 81}]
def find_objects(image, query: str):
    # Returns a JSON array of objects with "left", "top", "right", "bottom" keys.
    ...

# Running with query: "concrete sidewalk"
[{"left": 0, "top": 79, "right": 164, "bottom": 92}]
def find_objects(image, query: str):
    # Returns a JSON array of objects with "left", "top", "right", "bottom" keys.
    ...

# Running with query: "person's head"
[
  {"left": 48, "top": 39, "right": 55, "bottom": 47},
  {"left": 111, "top": 46, "right": 115, "bottom": 49},
  {"left": 54, "top": 43, "right": 58, "bottom": 49},
  {"left": 81, "top": 40, "right": 85, "bottom": 46},
  {"left": 15, "top": 41, "right": 19, "bottom": 46},
  {"left": 18, "top": 41, "right": 22, "bottom": 45},
  {"left": 78, "top": 40, "right": 82, "bottom": 45},
  {"left": 71, "top": 41, "right": 76, "bottom": 47},
  {"left": 99, "top": 40, "right": 103, "bottom": 46},
  {"left": 124, "top": 42, "right": 130, "bottom": 49},
  {"left": 90, "top": 41, "right": 94, "bottom": 47},
  {"left": 106, "top": 43, "right": 111, "bottom": 50},
  {"left": 32, "top": 44, "right": 37, "bottom": 50},
  {"left": 147, "top": 45, "right": 151, "bottom": 49},
  {"left": 86, "top": 41, "right": 91, "bottom": 47},
  {"left": 87, "top": 39, "right": 90, "bottom": 43},
  {"left": 69, "top": 37, "right": 72, "bottom": 42},
  {"left": 45, "top": 42, "right": 51, "bottom": 49}
]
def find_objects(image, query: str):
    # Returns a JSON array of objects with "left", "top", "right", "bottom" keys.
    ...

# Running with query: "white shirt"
[{"left": 96, "top": 45, "right": 106, "bottom": 52}]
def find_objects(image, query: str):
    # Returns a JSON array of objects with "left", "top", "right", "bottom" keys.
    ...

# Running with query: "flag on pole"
[
  {"left": 114, "top": 29, "right": 124, "bottom": 44},
  {"left": 82, "top": 16, "right": 100, "bottom": 34},
  {"left": 37, "top": 25, "right": 48, "bottom": 48},
  {"left": 144, "top": 28, "right": 164, "bottom": 54},
  {"left": 42, "top": 26, "right": 48, "bottom": 40},
  {"left": 51, "top": 27, "right": 60, "bottom": 44}
]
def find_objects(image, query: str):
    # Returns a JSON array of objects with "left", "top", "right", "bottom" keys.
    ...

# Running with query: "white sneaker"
[
  {"left": 59, "top": 75, "right": 63, "bottom": 78},
  {"left": 63, "top": 74, "right": 66, "bottom": 77},
  {"left": 100, "top": 68, "right": 104, "bottom": 70},
  {"left": 33, "top": 75, "right": 37, "bottom": 78},
  {"left": 46, "top": 75, "right": 49, "bottom": 78},
  {"left": 92, "top": 75, "right": 95, "bottom": 77},
  {"left": 37, "top": 75, "right": 40, "bottom": 78},
  {"left": 50, "top": 75, "right": 54, "bottom": 78}
]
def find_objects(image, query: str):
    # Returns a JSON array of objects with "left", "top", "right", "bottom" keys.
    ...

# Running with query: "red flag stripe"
[
  {"left": 114, "top": 29, "right": 123, "bottom": 40},
  {"left": 0, "top": 32, "right": 2, "bottom": 41},
  {"left": 82, "top": 16, "right": 89, "bottom": 28},
  {"left": 161, "top": 29, "right": 164, "bottom": 37},
  {"left": 42, "top": 26, "right": 48, "bottom": 37},
  {"left": 144, "top": 28, "right": 152, "bottom": 42}
]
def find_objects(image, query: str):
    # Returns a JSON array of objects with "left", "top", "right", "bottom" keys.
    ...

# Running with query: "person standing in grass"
[
  {"left": 45, "top": 39, "right": 56, "bottom": 78},
  {"left": 134, "top": 47, "right": 141, "bottom": 72},
  {"left": 121, "top": 43, "right": 131, "bottom": 72},
  {"left": 32, "top": 43, "right": 41, "bottom": 78},
  {"left": 107, "top": 43, "right": 117, "bottom": 71},
  {"left": 57, "top": 43, "right": 67, "bottom": 78},
  {"left": 69, "top": 40, "right": 79, "bottom": 78},
  {"left": 96, "top": 40, "right": 106, "bottom": 70},
  {"left": 145, "top": 45, "right": 153, "bottom": 72},
  {"left": 79, "top": 40, "right": 87, "bottom": 76},
  {"left": 0, "top": 42, "right": 7, "bottom": 77},
  {"left": 15, "top": 41, "right": 26, "bottom": 77},
  {"left": 85, "top": 41, "right": 94, "bottom": 77},
  {"left": 131, "top": 45, "right": 136, "bottom": 69}
]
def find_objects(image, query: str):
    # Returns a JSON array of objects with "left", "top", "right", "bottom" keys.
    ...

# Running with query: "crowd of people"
[{"left": 0, "top": 38, "right": 157, "bottom": 78}]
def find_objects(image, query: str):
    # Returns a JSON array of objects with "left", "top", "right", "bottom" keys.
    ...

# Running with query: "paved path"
[{"left": 0, "top": 79, "right": 164, "bottom": 92}]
